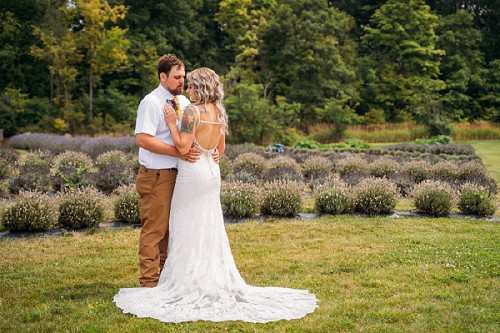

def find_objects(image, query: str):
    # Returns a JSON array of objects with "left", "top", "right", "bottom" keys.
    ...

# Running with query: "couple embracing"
[{"left": 113, "top": 54, "right": 317, "bottom": 323}]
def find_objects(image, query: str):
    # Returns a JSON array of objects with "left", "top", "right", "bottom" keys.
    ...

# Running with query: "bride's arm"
[
  {"left": 218, "top": 133, "right": 226, "bottom": 155},
  {"left": 163, "top": 105, "right": 197, "bottom": 155}
]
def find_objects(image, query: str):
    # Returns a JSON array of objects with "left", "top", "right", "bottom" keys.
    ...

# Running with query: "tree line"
[{"left": 0, "top": 0, "right": 498, "bottom": 144}]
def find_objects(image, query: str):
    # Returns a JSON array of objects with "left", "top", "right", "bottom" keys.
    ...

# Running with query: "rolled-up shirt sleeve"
[{"left": 135, "top": 97, "right": 159, "bottom": 136}]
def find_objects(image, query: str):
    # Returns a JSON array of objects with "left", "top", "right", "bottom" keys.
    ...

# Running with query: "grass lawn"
[{"left": 1, "top": 216, "right": 498, "bottom": 332}]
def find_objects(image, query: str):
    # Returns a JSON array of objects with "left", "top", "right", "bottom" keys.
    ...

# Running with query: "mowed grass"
[{"left": 1, "top": 216, "right": 498, "bottom": 332}]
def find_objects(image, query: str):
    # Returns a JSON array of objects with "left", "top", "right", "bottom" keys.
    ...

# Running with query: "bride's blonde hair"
[{"left": 187, "top": 67, "right": 228, "bottom": 133}]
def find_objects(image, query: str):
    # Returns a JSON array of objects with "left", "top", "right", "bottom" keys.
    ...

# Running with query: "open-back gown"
[{"left": 114, "top": 106, "right": 317, "bottom": 323}]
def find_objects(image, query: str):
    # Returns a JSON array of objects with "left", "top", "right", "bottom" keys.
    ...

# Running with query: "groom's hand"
[
  {"left": 179, "top": 148, "right": 201, "bottom": 163},
  {"left": 212, "top": 149, "right": 220, "bottom": 164}
]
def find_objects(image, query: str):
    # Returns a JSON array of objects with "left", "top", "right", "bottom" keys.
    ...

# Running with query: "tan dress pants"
[{"left": 136, "top": 165, "right": 177, "bottom": 287}]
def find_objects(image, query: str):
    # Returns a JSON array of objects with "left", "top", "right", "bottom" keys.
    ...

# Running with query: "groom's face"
[{"left": 162, "top": 66, "right": 185, "bottom": 96}]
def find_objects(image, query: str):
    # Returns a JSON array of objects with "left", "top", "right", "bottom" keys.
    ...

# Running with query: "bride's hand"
[{"left": 163, "top": 104, "right": 178, "bottom": 128}]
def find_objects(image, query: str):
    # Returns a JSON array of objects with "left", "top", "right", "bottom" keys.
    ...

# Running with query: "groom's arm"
[
  {"left": 136, "top": 133, "right": 181, "bottom": 157},
  {"left": 136, "top": 133, "right": 201, "bottom": 162}
]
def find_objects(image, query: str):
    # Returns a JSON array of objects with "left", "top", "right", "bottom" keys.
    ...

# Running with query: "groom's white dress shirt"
[{"left": 135, "top": 84, "right": 190, "bottom": 169}]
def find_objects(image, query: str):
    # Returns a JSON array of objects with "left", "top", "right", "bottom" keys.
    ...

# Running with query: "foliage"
[
  {"left": 9, "top": 150, "right": 52, "bottom": 194},
  {"left": 51, "top": 151, "right": 93, "bottom": 191},
  {"left": 314, "top": 179, "right": 355, "bottom": 214},
  {"left": 58, "top": 187, "right": 104, "bottom": 229},
  {"left": 263, "top": 156, "right": 302, "bottom": 182},
  {"left": 458, "top": 183, "right": 496, "bottom": 216},
  {"left": 1, "top": 191, "right": 58, "bottom": 231},
  {"left": 354, "top": 177, "right": 398, "bottom": 216},
  {"left": 360, "top": 0, "right": 446, "bottom": 126},
  {"left": 335, "top": 156, "right": 369, "bottom": 176},
  {"left": 414, "top": 135, "right": 452, "bottom": 145},
  {"left": 293, "top": 140, "right": 321, "bottom": 149},
  {"left": 0, "top": 0, "right": 498, "bottom": 142},
  {"left": 301, "top": 156, "right": 333, "bottom": 183},
  {"left": 231, "top": 152, "right": 267, "bottom": 182},
  {"left": 221, "top": 181, "right": 260, "bottom": 218},
  {"left": 369, "top": 158, "right": 400, "bottom": 178},
  {"left": 261, "top": 180, "right": 302, "bottom": 216},
  {"left": 7, "top": 133, "right": 137, "bottom": 157},
  {"left": 402, "top": 160, "right": 432, "bottom": 183},
  {"left": 411, "top": 180, "right": 456, "bottom": 217},
  {"left": 432, "top": 161, "right": 459, "bottom": 181},
  {"left": 92, "top": 150, "right": 135, "bottom": 193},
  {"left": 113, "top": 184, "right": 140, "bottom": 224}
]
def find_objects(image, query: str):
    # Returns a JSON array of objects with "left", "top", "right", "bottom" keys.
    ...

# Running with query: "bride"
[{"left": 113, "top": 67, "right": 317, "bottom": 323}]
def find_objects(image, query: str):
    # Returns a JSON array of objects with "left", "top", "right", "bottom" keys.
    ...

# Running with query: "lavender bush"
[
  {"left": 58, "top": 187, "right": 104, "bottom": 229},
  {"left": 91, "top": 150, "right": 135, "bottom": 193},
  {"left": 261, "top": 180, "right": 302, "bottom": 216},
  {"left": 314, "top": 179, "right": 355, "bottom": 214},
  {"left": 411, "top": 180, "right": 456, "bottom": 217},
  {"left": 2, "top": 191, "right": 58, "bottom": 231},
  {"left": 114, "top": 184, "right": 140, "bottom": 224},
  {"left": 301, "top": 156, "right": 333, "bottom": 184},
  {"left": 231, "top": 153, "right": 267, "bottom": 182},
  {"left": 51, "top": 151, "right": 93, "bottom": 191},
  {"left": 263, "top": 156, "right": 302, "bottom": 182},
  {"left": 221, "top": 181, "right": 260, "bottom": 218},
  {"left": 369, "top": 158, "right": 400, "bottom": 178},
  {"left": 9, "top": 150, "right": 52, "bottom": 193},
  {"left": 335, "top": 156, "right": 370, "bottom": 176},
  {"left": 402, "top": 160, "right": 432, "bottom": 183},
  {"left": 458, "top": 183, "right": 496, "bottom": 216},
  {"left": 354, "top": 177, "right": 398, "bottom": 216}
]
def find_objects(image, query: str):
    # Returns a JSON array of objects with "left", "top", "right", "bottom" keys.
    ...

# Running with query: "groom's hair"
[{"left": 157, "top": 54, "right": 184, "bottom": 79}]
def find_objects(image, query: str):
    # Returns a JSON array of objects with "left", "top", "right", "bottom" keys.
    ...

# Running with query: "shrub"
[
  {"left": 261, "top": 180, "right": 302, "bottom": 216},
  {"left": 58, "top": 187, "right": 104, "bottom": 229},
  {"left": 458, "top": 183, "right": 496, "bottom": 216},
  {"left": 414, "top": 135, "right": 452, "bottom": 144},
  {"left": 314, "top": 179, "right": 355, "bottom": 214},
  {"left": 92, "top": 150, "right": 135, "bottom": 193},
  {"left": 369, "top": 158, "right": 399, "bottom": 178},
  {"left": 432, "top": 161, "right": 459, "bottom": 180},
  {"left": 221, "top": 181, "right": 260, "bottom": 218},
  {"left": 1, "top": 191, "right": 58, "bottom": 231},
  {"left": 335, "top": 156, "right": 369, "bottom": 176},
  {"left": 114, "top": 184, "right": 140, "bottom": 224},
  {"left": 411, "top": 180, "right": 456, "bottom": 217},
  {"left": 232, "top": 153, "right": 266, "bottom": 181},
  {"left": 402, "top": 160, "right": 432, "bottom": 183},
  {"left": 457, "top": 161, "right": 488, "bottom": 180},
  {"left": 263, "top": 156, "right": 302, "bottom": 182},
  {"left": 9, "top": 150, "right": 52, "bottom": 193},
  {"left": 354, "top": 178, "right": 398, "bottom": 216},
  {"left": 301, "top": 156, "right": 333, "bottom": 183},
  {"left": 51, "top": 151, "right": 93, "bottom": 191},
  {"left": 293, "top": 140, "right": 321, "bottom": 149},
  {"left": 0, "top": 148, "right": 19, "bottom": 165}
]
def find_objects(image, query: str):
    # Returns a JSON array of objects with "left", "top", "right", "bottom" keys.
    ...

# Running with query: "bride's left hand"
[{"left": 163, "top": 104, "right": 178, "bottom": 127}]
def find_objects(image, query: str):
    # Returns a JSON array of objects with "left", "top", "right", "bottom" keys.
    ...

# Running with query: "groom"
[{"left": 134, "top": 54, "right": 198, "bottom": 287}]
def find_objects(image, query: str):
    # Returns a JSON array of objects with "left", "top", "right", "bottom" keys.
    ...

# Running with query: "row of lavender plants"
[
  {"left": 0, "top": 136, "right": 497, "bottom": 232},
  {"left": 222, "top": 178, "right": 496, "bottom": 218},
  {"left": 3, "top": 176, "right": 495, "bottom": 233}
]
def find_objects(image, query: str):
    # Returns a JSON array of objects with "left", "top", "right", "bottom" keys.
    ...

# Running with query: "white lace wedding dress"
[{"left": 114, "top": 148, "right": 317, "bottom": 323}]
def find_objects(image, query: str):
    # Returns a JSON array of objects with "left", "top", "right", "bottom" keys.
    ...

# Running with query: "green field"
[{"left": 0, "top": 216, "right": 498, "bottom": 333}]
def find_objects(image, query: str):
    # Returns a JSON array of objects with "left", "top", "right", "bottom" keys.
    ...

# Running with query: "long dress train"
[{"left": 114, "top": 152, "right": 317, "bottom": 323}]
